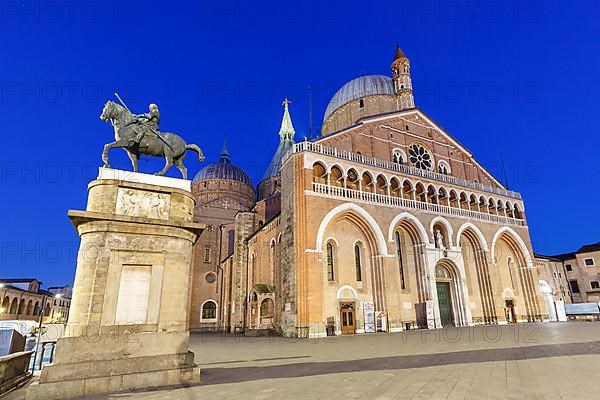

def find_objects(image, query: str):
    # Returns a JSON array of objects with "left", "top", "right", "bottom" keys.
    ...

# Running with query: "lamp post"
[{"left": 31, "top": 293, "right": 61, "bottom": 373}]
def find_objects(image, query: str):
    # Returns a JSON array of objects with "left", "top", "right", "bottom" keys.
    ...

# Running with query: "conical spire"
[
  {"left": 393, "top": 44, "right": 407, "bottom": 61},
  {"left": 279, "top": 98, "right": 295, "bottom": 142},
  {"left": 219, "top": 139, "right": 230, "bottom": 163}
]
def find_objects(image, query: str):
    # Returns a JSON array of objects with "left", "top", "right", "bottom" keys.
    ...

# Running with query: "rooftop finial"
[
  {"left": 219, "top": 138, "right": 230, "bottom": 162},
  {"left": 279, "top": 99, "right": 295, "bottom": 142}
]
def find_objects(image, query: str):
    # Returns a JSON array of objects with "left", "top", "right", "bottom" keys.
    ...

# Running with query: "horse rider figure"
[{"left": 129, "top": 103, "right": 160, "bottom": 152}]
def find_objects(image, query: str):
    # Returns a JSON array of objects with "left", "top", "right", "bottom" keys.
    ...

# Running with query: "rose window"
[{"left": 408, "top": 144, "right": 433, "bottom": 171}]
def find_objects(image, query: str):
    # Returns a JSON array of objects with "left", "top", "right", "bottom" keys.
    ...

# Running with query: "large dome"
[
  {"left": 323, "top": 75, "right": 395, "bottom": 121},
  {"left": 193, "top": 145, "right": 252, "bottom": 187}
]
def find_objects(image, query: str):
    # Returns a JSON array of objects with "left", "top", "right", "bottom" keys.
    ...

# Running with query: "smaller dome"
[
  {"left": 193, "top": 144, "right": 252, "bottom": 186},
  {"left": 324, "top": 75, "right": 395, "bottom": 121}
]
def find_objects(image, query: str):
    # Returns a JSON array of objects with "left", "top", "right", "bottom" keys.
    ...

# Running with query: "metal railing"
[
  {"left": 311, "top": 183, "right": 526, "bottom": 227},
  {"left": 283, "top": 141, "right": 522, "bottom": 200}
]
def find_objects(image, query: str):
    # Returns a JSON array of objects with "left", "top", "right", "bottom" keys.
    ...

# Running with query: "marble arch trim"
[
  {"left": 387, "top": 211, "right": 430, "bottom": 245},
  {"left": 455, "top": 222, "right": 489, "bottom": 251},
  {"left": 315, "top": 203, "right": 389, "bottom": 256},
  {"left": 491, "top": 226, "right": 533, "bottom": 267}
]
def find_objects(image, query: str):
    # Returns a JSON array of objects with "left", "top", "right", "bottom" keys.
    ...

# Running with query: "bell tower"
[{"left": 391, "top": 44, "right": 414, "bottom": 110}]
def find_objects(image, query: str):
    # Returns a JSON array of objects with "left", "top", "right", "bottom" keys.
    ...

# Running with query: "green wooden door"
[{"left": 436, "top": 282, "right": 453, "bottom": 326}]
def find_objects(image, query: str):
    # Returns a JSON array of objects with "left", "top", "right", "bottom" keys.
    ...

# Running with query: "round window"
[
  {"left": 205, "top": 273, "right": 217, "bottom": 284},
  {"left": 408, "top": 144, "right": 433, "bottom": 171}
]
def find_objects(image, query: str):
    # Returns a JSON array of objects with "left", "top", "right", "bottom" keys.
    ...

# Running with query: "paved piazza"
[{"left": 11, "top": 322, "right": 600, "bottom": 400}]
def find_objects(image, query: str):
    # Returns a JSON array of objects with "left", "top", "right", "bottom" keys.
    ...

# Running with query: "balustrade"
[
  {"left": 283, "top": 141, "right": 522, "bottom": 200},
  {"left": 311, "top": 182, "right": 525, "bottom": 227}
]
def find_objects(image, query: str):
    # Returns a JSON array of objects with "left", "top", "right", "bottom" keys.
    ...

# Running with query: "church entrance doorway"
[
  {"left": 505, "top": 300, "right": 517, "bottom": 323},
  {"left": 436, "top": 282, "right": 453, "bottom": 326},
  {"left": 340, "top": 302, "right": 356, "bottom": 335}
]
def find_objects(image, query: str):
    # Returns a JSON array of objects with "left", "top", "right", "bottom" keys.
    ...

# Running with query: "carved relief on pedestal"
[{"left": 116, "top": 188, "right": 171, "bottom": 220}]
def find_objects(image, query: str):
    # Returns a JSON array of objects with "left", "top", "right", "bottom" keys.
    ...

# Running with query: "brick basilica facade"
[{"left": 188, "top": 46, "right": 557, "bottom": 337}]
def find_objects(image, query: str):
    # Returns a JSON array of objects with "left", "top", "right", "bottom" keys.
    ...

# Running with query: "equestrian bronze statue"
[{"left": 99, "top": 99, "right": 205, "bottom": 179}]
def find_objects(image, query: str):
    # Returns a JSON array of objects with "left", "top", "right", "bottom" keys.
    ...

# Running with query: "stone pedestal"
[{"left": 28, "top": 169, "right": 205, "bottom": 400}]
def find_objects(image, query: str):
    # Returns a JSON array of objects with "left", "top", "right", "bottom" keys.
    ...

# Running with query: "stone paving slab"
[{"left": 5, "top": 322, "right": 600, "bottom": 400}]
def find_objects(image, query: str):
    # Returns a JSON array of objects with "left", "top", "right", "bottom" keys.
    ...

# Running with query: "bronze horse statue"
[{"left": 100, "top": 101, "right": 204, "bottom": 179}]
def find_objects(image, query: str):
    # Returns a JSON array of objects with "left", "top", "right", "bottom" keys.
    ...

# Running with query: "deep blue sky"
[{"left": 1, "top": 0, "right": 598, "bottom": 287}]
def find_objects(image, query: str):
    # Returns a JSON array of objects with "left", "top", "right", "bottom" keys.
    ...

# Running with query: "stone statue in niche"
[{"left": 435, "top": 229, "right": 445, "bottom": 249}]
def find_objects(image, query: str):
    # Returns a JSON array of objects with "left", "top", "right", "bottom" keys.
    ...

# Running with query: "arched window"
[
  {"left": 479, "top": 196, "right": 488, "bottom": 213},
  {"left": 1, "top": 297, "right": 9, "bottom": 313},
  {"left": 375, "top": 174, "right": 387, "bottom": 195},
  {"left": 449, "top": 190, "right": 459, "bottom": 208},
  {"left": 438, "top": 160, "right": 451, "bottom": 175},
  {"left": 359, "top": 99, "right": 364, "bottom": 108},
  {"left": 312, "top": 162, "right": 327, "bottom": 184},
  {"left": 390, "top": 178, "right": 401, "bottom": 197},
  {"left": 330, "top": 166, "right": 344, "bottom": 187},
  {"left": 326, "top": 242, "right": 335, "bottom": 282},
  {"left": 402, "top": 180, "right": 413, "bottom": 200},
  {"left": 354, "top": 243, "right": 362, "bottom": 282},
  {"left": 270, "top": 239, "right": 276, "bottom": 283},
  {"left": 361, "top": 172, "right": 373, "bottom": 193},
  {"left": 392, "top": 149, "right": 406, "bottom": 165},
  {"left": 395, "top": 231, "right": 406, "bottom": 289},
  {"left": 514, "top": 204, "right": 523, "bottom": 219},
  {"left": 415, "top": 183, "right": 426, "bottom": 202},
  {"left": 18, "top": 299, "right": 25, "bottom": 315},
  {"left": 427, "top": 185, "right": 438, "bottom": 204},
  {"left": 201, "top": 300, "right": 217, "bottom": 321},
  {"left": 346, "top": 168, "right": 359, "bottom": 190},
  {"left": 250, "top": 253, "right": 256, "bottom": 284},
  {"left": 9, "top": 298, "right": 18, "bottom": 314},
  {"left": 438, "top": 187, "right": 448, "bottom": 206}
]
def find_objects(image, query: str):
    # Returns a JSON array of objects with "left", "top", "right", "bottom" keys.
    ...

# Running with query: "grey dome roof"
[
  {"left": 324, "top": 75, "right": 395, "bottom": 121},
  {"left": 193, "top": 144, "right": 252, "bottom": 186}
]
